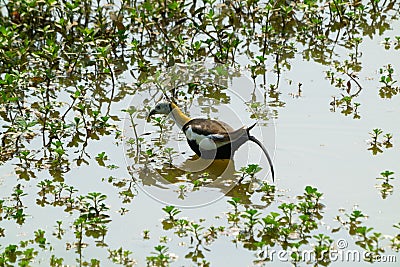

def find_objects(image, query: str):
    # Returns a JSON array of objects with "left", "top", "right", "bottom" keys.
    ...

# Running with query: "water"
[{"left": 1, "top": 0, "right": 400, "bottom": 266}]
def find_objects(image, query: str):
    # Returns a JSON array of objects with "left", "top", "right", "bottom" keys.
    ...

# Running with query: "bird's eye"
[{"left": 156, "top": 106, "right": 160, "bottom": 110}]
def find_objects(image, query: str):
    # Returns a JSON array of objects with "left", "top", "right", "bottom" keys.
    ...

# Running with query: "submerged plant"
[
  {"left": 239, "top": 164, "right": 262, "bottom": 183},
  {"left": 241, "top": 209, "right": 261, "bottom": 233},
  {"left": 379, "top": 64, "right": 400, "bottom": 98},
  {"left": 108, "top": 247, "right": 137, "bottom": 266},
  {"left": 377, "top": 170, "right": 395, "bottom": 183},
  {"left": 162, "top": 147, "right": 178, "bottom": 166},
  {"left": 162, "top": 206, "right": 181, "bottom": 222},
  {"left": 367, "top": 129, "right": 393, "bottom": 155},
  {"left": 376, "top": 170, "right": 395, "bottom": 199},
  {"left": 383, "top": 133, "right": 393, "bottom": 148},
  {"left": 146, "top": 245, "right": 175, "bottom": 266}
]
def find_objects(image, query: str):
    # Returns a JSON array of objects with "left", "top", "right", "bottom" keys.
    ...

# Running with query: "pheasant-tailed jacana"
[{"left": 148, "top": 102, "right": 275, "bottom": 181}]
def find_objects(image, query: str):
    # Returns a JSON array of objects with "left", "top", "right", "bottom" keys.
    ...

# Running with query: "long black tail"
[{"left": 248, "top": 135, "right": 275, "bottom": 182}]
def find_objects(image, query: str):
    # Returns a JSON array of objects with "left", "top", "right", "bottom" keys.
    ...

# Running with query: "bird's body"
[
  {"left": 183, "top": 118, "right": 251, "bottom": 159},
  {"left": 148, "top": 102, "right": 275, "bottom": 181}
]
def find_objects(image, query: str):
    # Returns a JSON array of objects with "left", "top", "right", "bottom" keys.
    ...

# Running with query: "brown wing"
[
  {"left": 183, "top": 119, "right": 248, "bottom": 145},
  {"left": 185, "top": 119, "right": 234, "bottom": 134}
]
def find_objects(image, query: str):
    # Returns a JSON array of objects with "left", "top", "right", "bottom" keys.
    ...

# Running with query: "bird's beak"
[{"left": 147, "top": 109, "right": 156, "bottom": 122}]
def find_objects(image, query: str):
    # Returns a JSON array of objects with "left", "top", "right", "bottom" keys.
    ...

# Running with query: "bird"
[{"left": 148, "top": 101, "right": 275, "bottom": 182}]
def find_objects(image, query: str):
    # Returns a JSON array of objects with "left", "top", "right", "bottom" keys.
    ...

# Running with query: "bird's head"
[
  {"left": 147, "top": 102, "right": 190, "bottom": 128},
  {"left": 148, "top": 102, "right": 173, "bottom": 119}
]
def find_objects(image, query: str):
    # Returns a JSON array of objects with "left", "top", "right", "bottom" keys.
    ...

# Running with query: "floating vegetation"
[
  {"left": 367, "top": 128, "right": 393, "bottom": 155},
  {"left": 379, "top": 64, "right": 400, "bottom": 99},
  {"left": 375, "top": 170, "right": 395, "bottom": 199}
]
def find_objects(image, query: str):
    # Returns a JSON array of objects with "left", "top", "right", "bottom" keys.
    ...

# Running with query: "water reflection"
[{"left": 133, "top": 152, "right": 270, "bottom": 206}]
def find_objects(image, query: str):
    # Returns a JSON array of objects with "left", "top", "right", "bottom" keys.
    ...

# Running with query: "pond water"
[{"left": 1, "top": 0, "right": 400, "bottom": 266}]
